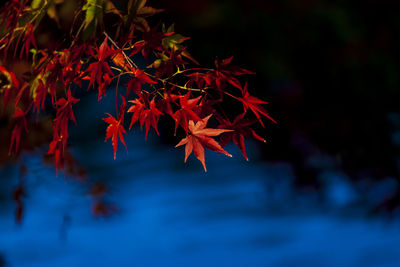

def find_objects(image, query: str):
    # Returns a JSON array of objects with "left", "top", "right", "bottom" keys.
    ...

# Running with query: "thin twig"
[{"left": 103, "top": 31, "right": 209, "bottom": 93}]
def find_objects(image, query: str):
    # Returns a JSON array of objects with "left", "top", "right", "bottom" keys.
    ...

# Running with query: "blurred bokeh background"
[{"left": 1, "top": 0, "right": 400, "bottom": 266}]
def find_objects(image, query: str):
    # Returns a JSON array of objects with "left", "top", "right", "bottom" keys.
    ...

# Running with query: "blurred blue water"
[{"left": 0, "top": 94, "right": 400, "bottom": 267}]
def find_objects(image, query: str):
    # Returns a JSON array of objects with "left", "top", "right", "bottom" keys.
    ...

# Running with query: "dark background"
[
  {"left": 1, "top": 0, "right": 400, "bottom": 266},
  {"left": 149, "top": 0, "right": 400, "bottom": 213}
]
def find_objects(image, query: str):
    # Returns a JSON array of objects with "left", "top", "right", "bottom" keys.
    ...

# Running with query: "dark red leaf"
[
  {"left": 218, "top": 113, "right": 266, "bottom": 161},
  {"left": 227, "top": 82, "right": 276, "bottom": 127},
  {"left": 103, "top": 113, "right": 127, "bottom": 160}
]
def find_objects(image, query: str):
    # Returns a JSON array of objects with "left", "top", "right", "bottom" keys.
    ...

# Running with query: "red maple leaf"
[
  {"left": 54, "top": 89, "right": 80, "bottom": 135},
  {"left": 19, "top": 23, "right": 37, "bottom": 59},
  {"left": 103, "top": 113, "right": 127, "bottom": 160},
  {"left": 226, "top": 82, "right": 276, "bottom": 127},
  {"left": 218, "top": 113, "right": 266, "bottom": 161},
  {"left": 128, "top": 97, "right": 163, "bottom": 139},
  {"left": 0, "top": 1, "right": 25, "bottom": 36},
  {"left": 48, "top": 90, "right": 80, "bottom": 172},
  {"left": 32, "top": 79, "right": 47, "bottom": 116},
  {"left": 126, "top": 68, "right": 157, "bottom": 96},
  {"left": 129, "top": 26, "right": 173, "bottom": 61},
  {"left": 85, "top": 37, "right": 117, "bottom": 94},
  {"left": 1, "top": 1, "right": 31, "bottom": 58},
  {"left": 70, "top": 41, "right": 94, "bottom": 62},
  {"left": 215, "top": 56, "right": 255, "bottom": 75},
  {"left": 44, "top": 57, "right": 64, "bottom": 97},
  {"left": 97, "top": 73, "right": 112, "bottom": 100},
  {"left": 41, "top": 51, "right": 82, "bottom": 104},
  {"left": 47, "top": 133, "right": 65, "bottom": 172},
  {"left": 127, "top": 98, "right": 145, "bottom": 129},
  {"left": 157, "top": 92, "right": 180, "bottom": 116},
  {"left": 185, "top": 72, "right": 207, "bottom": 89},
  {"left": 204, "top": 56, "right": 255, "bottom": 91},
  {"left": 175, "top": 114, "right": 233, "bottom": 172},
  {"left": 103, "top": 96, "right": 127, "bottom": 159},
  {"left": 172, "top": 93, "right": 203, "bottom": 134}
]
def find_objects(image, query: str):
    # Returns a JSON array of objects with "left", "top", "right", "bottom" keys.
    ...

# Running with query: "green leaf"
[
  {"left": 83, "top": 0, "right": 104, "bottom": 29},
  {"left": 162, "top": 24, "right": 189, "bottom": 50},
  {"left": 81, "top": 0, "right": 104, "bottom": 40},
  {"left": 31, "top": 0, "right": 45, "bottom": 10},
  {"left": 161, "top": 24, "right": 198, "bottom": 64}
]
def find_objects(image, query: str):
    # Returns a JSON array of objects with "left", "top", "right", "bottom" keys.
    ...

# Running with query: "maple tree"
[{"left": 0, "top": 0, "right": 276, "bottom": 176}]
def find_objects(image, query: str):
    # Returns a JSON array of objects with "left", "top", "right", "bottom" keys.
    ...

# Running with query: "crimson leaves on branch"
[{"left": 0, "top": 0, "right": 275, "bottom": 173}]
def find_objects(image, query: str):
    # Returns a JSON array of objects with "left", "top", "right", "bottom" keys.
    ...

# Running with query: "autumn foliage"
[{"left": 0, "top": 0, "right": 275, "bottom": 173}]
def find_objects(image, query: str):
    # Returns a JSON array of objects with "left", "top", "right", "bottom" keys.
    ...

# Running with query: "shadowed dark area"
[
  {"left": 0, "top": 0, "right": 400, "bottom": 266},
  {"left": 150, "top": 0, "right": 400, "bottom": 214}
]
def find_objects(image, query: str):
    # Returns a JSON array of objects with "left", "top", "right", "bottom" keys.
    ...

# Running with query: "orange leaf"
[{"left": 175, "top": 115, "right": 232, "bottom": 172}]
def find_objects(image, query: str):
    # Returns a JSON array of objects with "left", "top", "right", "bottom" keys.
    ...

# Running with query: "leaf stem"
[{"left": 103, "top": 31, "right": 209, "bottom": 94}]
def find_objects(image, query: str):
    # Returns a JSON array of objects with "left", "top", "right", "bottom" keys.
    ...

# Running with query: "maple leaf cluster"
[{"left": 0, "top": 0, "right": 276, "bottom": 173}]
